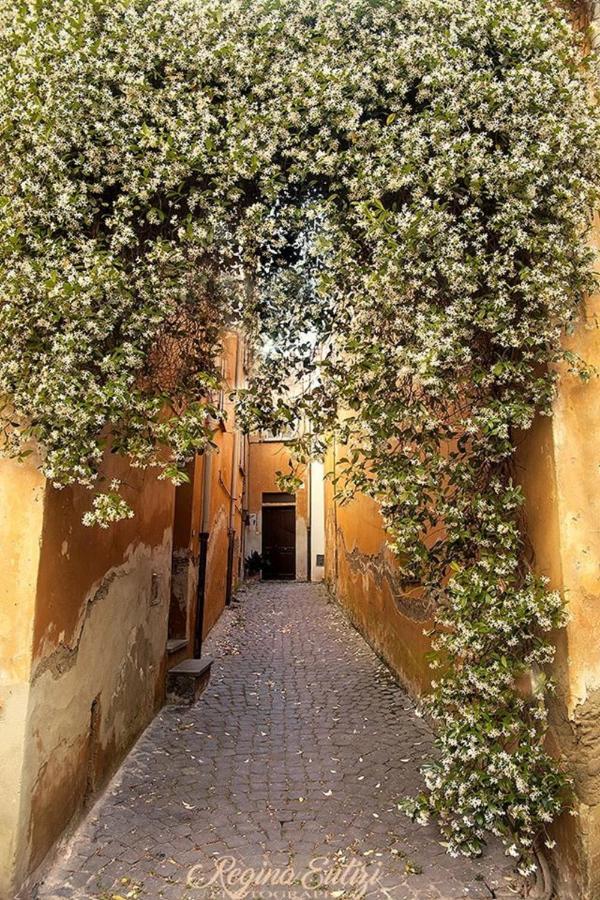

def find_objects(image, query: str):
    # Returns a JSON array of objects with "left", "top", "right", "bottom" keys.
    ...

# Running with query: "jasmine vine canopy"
[{"left": 1, "top": 0, "right": 598, "bottom": 880}]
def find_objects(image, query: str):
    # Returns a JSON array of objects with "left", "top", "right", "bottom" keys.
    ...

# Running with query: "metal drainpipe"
[
  {"left": 225, "top": 333, "right": 243, "bottom": 605},
  {"left": 240, "top": 433, "right": 249, "bottom": 574},
  {"left": 306, "top": 454, "right": 312, "bottom": 583},
  {"left": 333, "top": 434, "right": 339, "bottom": 585},
  {"left": 194, "top": 449, "right": 213, "bottom": 659}
]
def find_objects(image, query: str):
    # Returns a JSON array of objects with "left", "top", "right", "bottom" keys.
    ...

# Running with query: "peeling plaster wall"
[
  {"left": 324, "top": 455, "right": 433, "bottom": 697},
  {"left": 24, "top": 533, "right": 172, "bottom": 878},
  {"left": 516, "top": 224, "right": 600, "bottom": 898},
  {"left": 0, "top": 456, "right": 175, "bottom": 898},
  {"left": 1, "top": 333, "right": 248, "bottom": 898}
]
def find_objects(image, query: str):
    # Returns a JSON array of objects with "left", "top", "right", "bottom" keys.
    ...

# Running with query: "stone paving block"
[{"left": 35, "top": 583, "right": 514, "bottom": 900}]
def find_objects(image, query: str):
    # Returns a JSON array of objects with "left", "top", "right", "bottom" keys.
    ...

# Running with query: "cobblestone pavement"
[{"left": 35, "top": 582, "right": 515, "bottom": 900}]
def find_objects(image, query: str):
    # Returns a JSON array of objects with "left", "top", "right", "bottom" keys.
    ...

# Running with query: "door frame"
[{"left": 261, "top": 502, "right": 297, "bottom": 580}]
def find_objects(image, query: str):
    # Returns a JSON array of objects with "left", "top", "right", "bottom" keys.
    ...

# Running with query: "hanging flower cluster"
[{"left": 1, "top": 0, "right": 598, "bottom": 876}]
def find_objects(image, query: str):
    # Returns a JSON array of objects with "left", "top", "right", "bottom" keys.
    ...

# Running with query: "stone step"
[
  {"left": 166, "top": 656, "right": 213, "bottom": 706},
  {"left": 166, "top": 638, "right": 188, "bottom": 655}
]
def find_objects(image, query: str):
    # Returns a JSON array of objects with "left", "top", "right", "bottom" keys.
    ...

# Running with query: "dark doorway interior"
[
  {"left": 262, "top": 505, "right": 296, "bottom": 580},
  {"left": 168, "top": 462, "right": 196, "bottom": 640}
]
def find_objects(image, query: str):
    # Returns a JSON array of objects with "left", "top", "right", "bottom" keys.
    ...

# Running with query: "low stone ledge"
[{"left": 166, "top": 656, "right": 213, "bottom": 706}]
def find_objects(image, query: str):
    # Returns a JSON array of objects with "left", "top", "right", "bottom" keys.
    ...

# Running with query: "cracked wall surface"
[
  {"left": 324, "top": 477, "right": 434, "bottom": 697},
  {"left": 0, "top": 455, "right": 175, "bottom": 899},
  {"left": 0, "top": 332, "right": 248, "bottom": 899}
]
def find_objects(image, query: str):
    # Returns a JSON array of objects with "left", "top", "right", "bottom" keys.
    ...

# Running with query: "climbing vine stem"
[{"left": 1, "top": 0, "right": 599, "bottom": 875}]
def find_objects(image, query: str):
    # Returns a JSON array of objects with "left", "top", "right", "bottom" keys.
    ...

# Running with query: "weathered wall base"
[
  {"left": 0, "top": 458, "right": 175, "bottom": 899},
  {"left": 324, "top": 465, "right": 433, "bottom": 698}
]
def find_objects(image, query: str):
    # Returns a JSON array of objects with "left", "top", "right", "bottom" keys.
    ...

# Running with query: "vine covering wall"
[{"left": 1, "top": 0, "right": 599, "bottom": 877}]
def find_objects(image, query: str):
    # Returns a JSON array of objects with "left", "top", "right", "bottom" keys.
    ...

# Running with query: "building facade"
[{"left": 244, "top": 435, "right": 325, "bottom": 584}]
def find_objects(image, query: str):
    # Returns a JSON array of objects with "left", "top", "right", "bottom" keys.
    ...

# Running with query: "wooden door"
[{"left": 262, "top": 505, "right": 296, "bottom": 580}]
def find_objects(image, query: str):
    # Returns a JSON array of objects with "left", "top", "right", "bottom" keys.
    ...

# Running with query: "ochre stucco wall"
[
  {"left": 246, "top": 440, "right": 309, "bottom": 580},
  {"left": 0, "top": 458, "right": 46, "bottom": 900},
  {"left": 324, "top": 449, "right": 433, "bottom": 697},
  {"left": 0, "top": 455, "right": 175, "bottom": 899},
  {"left": 202, "top": 426, "right": 243, "bottom": 634},
  {"left": 517, "top": 248, "right": 600, "bottom": 898}
]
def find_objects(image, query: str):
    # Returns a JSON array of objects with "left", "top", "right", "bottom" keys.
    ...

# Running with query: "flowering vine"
[{"left": 1, "top": 0, "right": 598, "bottom": 879}]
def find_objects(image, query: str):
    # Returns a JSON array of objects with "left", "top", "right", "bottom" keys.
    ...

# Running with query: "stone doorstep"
[
  {"left": 166, "top": 638, "right": 188, "bottom": 655},
  {"left": 166, "top": 656, "right": 213, "bottom": 706}
]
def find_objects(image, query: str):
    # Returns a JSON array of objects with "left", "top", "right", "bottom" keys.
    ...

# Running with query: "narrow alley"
[{"left": 34, "top": 583, "right": 513, "bottom": 900}]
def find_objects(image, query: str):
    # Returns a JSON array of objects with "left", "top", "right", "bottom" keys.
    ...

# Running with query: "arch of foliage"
[{"left": 1, "top": 0, "right": 599, "bottom": 878}]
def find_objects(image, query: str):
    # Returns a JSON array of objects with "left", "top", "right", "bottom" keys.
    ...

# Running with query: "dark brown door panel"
[{"left": 262, "top": 505, "right": 296, "bottom": 580}]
